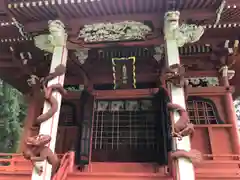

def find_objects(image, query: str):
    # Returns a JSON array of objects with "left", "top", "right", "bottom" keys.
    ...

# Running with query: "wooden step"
[
  {"left": 0, "top": 171, "right": 31, "bottom": 180},
  {"left": 195, "top": 160, "right": 240, "bottom": 175},
  {"left": 85, "top": 162, "right": 166, "bottom": 173},
  {"left": 67, "top": 172, "right": 173, "bottom": 180}
]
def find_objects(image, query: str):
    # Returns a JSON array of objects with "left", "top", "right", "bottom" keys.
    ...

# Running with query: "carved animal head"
[
  {"left": 48, "top": 20, "right": 65, "bottom": 34},
  {"left": 164, "top": 11, "right": 180, "bottom": 29},
  {"left": 165, "top": 64, "right": 185, "bottom": 80}
]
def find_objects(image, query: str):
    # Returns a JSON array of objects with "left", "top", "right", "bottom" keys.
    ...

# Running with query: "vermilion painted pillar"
[{"left": 221, "top": 66, "right": 240, "bottom": 154}]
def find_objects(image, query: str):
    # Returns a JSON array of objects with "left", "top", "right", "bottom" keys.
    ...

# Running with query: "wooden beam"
[
  {"left": 65, "top": 72, "right": 158, "bottom": 85},
  {"left": 0, "top": 54, "right": 12, "bottom": 59},
  {"left": 226, "top": 0, "right": 240, "bottom": 6},
  {"left": 0, "top": 61, "right": 18, "bottom": 68},
  {"left": 65, "top": 69, "right": 218, "bottom": 85},
  {"left": 24, "top": 10, "right": 215, "bottom": 33},
  {"left": 66, "top": 25, "right": 240, "bottom": 48}
]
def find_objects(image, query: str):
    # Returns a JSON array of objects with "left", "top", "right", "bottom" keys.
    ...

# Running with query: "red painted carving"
[
  {"left": 41, "top": 65, "right": 66, "bottom": 87},
  {"left": 33, "top": 65, "right": 67, "bottom": 126},
  {"left": 163, "top": 64, "right": 186, "bottom": 88},
  {"left": 171, "top": 149, "right": 203, "bottom": 164},
  {"left": 25, "top": 134, "right": 51, "bottom": 146},
  {"left": 24, "top": 65, "right": 67, "bottom": 176},
  {"left": 35, "top": 84, "right": 67, "bottom": 125},
  {"left": 23, "top": 135, "right": 60, "bottom": 176},
  {"left": 167, "top": 102, "right": 194, "bottom": 140}
]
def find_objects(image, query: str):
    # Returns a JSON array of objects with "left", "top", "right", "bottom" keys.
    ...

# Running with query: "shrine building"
[{"left": 0, "top": 0, "right": 240, "bottom": 180}]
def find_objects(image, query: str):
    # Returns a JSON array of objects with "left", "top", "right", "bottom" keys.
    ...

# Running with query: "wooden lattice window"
[
  {"left": 92, "top": 99, "right": 157, "bottom": 162},
  {"left": 59, "top": 102, "right": 76, "bottom": 126},
  {"left": 187, "top": 96, "right": 224, "bottom": 125}
]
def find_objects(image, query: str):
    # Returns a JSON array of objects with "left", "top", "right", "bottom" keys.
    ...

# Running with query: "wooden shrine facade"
[{"left": 0, "top": 0, "right": 240, "bottom": 180}]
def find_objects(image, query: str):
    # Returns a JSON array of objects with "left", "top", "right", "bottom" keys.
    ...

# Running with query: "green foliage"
[{"left": 0, "top": 80, "right": 27, "bottom": 153}]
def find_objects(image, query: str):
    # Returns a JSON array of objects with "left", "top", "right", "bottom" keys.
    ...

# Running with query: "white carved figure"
[
  {"left": 34, "top": 20, "right": 67, "bottom": 52},
  {"left": 141, "top": 100, "right": 152, "bottom": 110},
  {"left": 97, "top": 101, "right": 109, "bottom": 111},
  {"left": 48, "top": 20, "right": 67, "bottom": 46},
  {"left": 111, "top": 101, "right": 124, "bottom": 111},
  {"left": 154, "top": 45, "right": 164, "bottom": 62},
  {"left": 78, "top": 21, "right": 151, "bottom": 42},
  {"left": 164, "top": 11, "right": 204, "bottom": 47},
  {"left": 74, "top": 48, "right": 89, "bottom": 65},
  {"left": 27, "top": 74, "right": 40, "bottom": 87},
  {"left": 126, "top": 101, "right": 139, "bottom": 111}
]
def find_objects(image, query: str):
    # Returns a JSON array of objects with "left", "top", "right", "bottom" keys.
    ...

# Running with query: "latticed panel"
[
  {"left": 93, "top": 111, "right": 156, "bottom": 150},
  {"left": 59, "top": 104, "right": 75, "bottom": 126},
  {"left": 187, "top": 99, "right": 219, "bottom": 124},
  {"left": 92, "top": 99, "right": 157, "bottom": 161}
]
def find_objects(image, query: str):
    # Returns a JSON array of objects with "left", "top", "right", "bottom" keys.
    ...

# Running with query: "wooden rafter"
[{"left": 22, "top": 10, "right": 215, "bottom": 33}]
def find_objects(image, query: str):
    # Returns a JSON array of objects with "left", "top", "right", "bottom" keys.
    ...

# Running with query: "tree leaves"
[{"left": 0, "top": 80, "right": 27, "bottom": 152}]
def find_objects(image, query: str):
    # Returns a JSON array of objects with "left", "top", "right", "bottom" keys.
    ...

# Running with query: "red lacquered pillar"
[{"left": 220, "top": 66, "right": 240, "bottom": 154}]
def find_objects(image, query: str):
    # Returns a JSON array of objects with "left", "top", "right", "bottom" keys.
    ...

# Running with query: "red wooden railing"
[
  {"left": 0, "top": 152, "right": 239, "bottom": 179},
  {"left": 53, "top": 151, "right": 74, "bottom": 180},
  {"left": 0, "top": 152, "right": 74, "bottom": 179}
]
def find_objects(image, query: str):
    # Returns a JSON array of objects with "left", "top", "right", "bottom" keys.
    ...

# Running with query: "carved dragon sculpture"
[
  {"left": 24, "top": 64, "right": 67, "bottom": 176},
  {"left": 164, "top": 11, "right": 204, "bottom": 47},
  {"left": 167, "top": 102, "right": 194, "bottom": 140},
  {"left": 160, "top": 64, "right": 193, "bottom": 140},
  {"left": 163, "top": 63, "right": 186, "bottom": 88},
  {"left": 32, "top": 64, "right": 67, "bottom": 126},
  {"left": 23, "top": 20, "right": 68, "bottom": 177},
  {"left": 23, "top": 134, "right": 60, "bottom": 176},
  {"left": 162, "top": 63, "right": 188, "bottom": 101},
  {"left": 34, "top": 20, "right": 67, "bottom": 52},
  {"left": 171, "top": 149, "right": 202, "bottom": 164}
]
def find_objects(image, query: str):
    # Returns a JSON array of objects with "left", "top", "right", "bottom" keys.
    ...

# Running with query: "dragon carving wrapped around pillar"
[
  {"left": 24, "top": 64, "right": 66, "bottom": 176},
  {"left": 23, "top": 134, "right": 60, "bottom": 176},
  {"left": 23, "top": 20, "right": 68, "bottom": 177},
  {"left": 167, "top": 101, "right": 194, "bottom": 140},
  {"left": 165, "top": 91, "right": 202, "bottom": 164},
  {"left": 162, "top": 11, "right": 204, "bottom": 164}
]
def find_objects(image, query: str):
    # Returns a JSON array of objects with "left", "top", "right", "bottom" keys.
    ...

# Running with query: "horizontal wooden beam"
[
  {"left": 0, "top": 54, "right": 12, "bottom": 59},
  {"left": 0, "top": 61, "right": 18, "bottom": 68},
  {"left": 65, "top": 70, "right": 218, "bottom": 85},
  {"left": 23, "top": 10, "right": 215, "bottom": 33},
  {"left": 65, "top": 72, "right": 158, "bottom": 85},
  {"left": 64, "top": 86, "right": 234, "bottom": 100},
  {"left": 226, "top": 0, "right": 240, "bottom": 6}
]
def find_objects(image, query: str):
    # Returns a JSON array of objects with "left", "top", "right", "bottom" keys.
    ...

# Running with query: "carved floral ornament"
[
  {"left": 186, "top": 77, "right": 219, "bottom": 87},
  {"left": 95, "top": 100, "right": 152, "bottom": 111},
  {"left": 78, "top": 21, "right": 152, "bottom": 43},
  {"left": 74, "top": 48, "right": 89, "bottom": 65}
]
